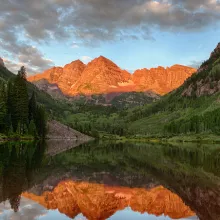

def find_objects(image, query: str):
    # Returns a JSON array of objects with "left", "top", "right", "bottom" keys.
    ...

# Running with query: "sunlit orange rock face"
[
  {"left": 28, "top": 57, "right": 196, "bottom": 96},
  {"left": 28, "top": 60, "right": 86, "bottom": 95},
  {"left": 22, "top": 181, "right": 194, "bottom": 220},
  {"left": 132, "top": 65, "right": 196, "bottom": 95},
  {"left": 69, "top": 56, "right": 132, "bottom": 95}
]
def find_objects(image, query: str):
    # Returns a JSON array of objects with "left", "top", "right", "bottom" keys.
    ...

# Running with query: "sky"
[
  {"left": 0, "top": 199, "right": 198, "bottom": 220},
  {"left": 0, "top": 0, "right": 220, "bottom": 76}
]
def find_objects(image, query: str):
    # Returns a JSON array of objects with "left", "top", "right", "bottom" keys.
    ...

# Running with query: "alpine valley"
[
  {"left": 2, "top": 1, "right": 220, "bottom": 220},
  {"left": 28, "top": 42, "right": 220, "bottom": 141},
  {"left": 1, "top": 43, "right": 220, "bottom": 141}
]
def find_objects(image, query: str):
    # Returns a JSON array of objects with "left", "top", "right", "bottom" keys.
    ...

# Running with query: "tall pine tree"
[
  {"left": 35, "top": 105, "right": 47, "bottom": 138},
  {"left": 0, "top": 81, "right": 7, "bottom": 133},
  {"left": 7, "top": 78, "right": 17, "bottom": 132},
  {"left": 2, "top": 66, "right": 47, "bottom": 138},
  {"left": 28, "top": 91, "right": 37, "bottom": 123},
  {"left": 11, "top": 67, "right": 29, "bottom": 134}
]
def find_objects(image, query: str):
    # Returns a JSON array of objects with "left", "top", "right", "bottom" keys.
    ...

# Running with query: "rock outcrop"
[
  {"left": 22, "top": 180, "right": 195, "bottom": 220},
  {"left": 28, "top": 57, "right": 196, "bottom": 96},
  {"left": 210, "top": 42, "right": 220, "bottom": 58},
  {"left": 33, "top": 79, "right": 66, "bottom": 99},
  {"left": 28, "top": 60, "right": 86, "bottom": 96},
  {"left": 133, "top": 64, "right": 195, "bottom": 95},
  {"left": 182, "top": 42, "right": 220, "bottom": 97},
  {"left": 47, "top": 120, "right": 93, "bottom": 140}
]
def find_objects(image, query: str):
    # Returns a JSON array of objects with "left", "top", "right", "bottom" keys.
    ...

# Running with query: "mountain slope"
[
  {"left": 69, "top": 56, "right": 132, "bottom": 95},
  {"left": 133, "top": 65, "right": 195, "bottom": 95},
  {"left": 30, "top": 78, "right": 160, "bottom": 109},
  {"left": 125, "top": 43, "right": 220, "bottom": 137},
  {"left": 28, "top": 56, "right": 195, "bottom": 96},
  {"left": 182, "top": 43, "right": 220, "bottom": 97},
  {"left": 33, "top": 79, "right": 66, "bottom": 100},
  {"left": 28, "top": 60, "right": 86, "bottom": 95},
  {"left": 0, "top": 65, "right": 72, "bottom": 120},
  {"left": 110, "top": 91, "right": 160, "bottom": 109}
]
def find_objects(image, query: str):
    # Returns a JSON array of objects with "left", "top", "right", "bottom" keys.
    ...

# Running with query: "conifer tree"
[
  {"left": 0, "top": 81, "right": 7, "bottom": 133},
  {"left": 18, "top": 66, "right": 27, "bottom": 80},
  {"left": 11, "top": 67, "right": 29, "bottom": 134},
  {"left": 28, "top": 91, "right": 37, "bottom": 123},
  {"left": 1, "top": 66, "right": 47, "bottom": 138},
  {"left": 28, "top": 120, "right": 37, "bottom": 137},
  {"left": 35, "top": 105, "right": 47, "bottom": 138},
  {"left": 7, "top": 78, "right": 17, "bottom": 132}
]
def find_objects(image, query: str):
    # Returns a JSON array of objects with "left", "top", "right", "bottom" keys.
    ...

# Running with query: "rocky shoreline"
[{"left": 0, "top": 120, "right": 94, "bottom": 143}]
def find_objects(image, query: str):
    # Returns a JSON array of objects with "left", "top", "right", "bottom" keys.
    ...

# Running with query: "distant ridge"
[{"left": 28, "top": 56, "right": 196, "bottom": 96}]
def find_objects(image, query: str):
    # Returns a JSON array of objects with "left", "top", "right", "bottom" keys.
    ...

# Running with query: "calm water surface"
[{"left": 0, "top": 140, "right": 219, "bottom": 220}]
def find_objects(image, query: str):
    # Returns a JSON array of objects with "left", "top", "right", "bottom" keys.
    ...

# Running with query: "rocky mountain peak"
[
  {"left": 68, "top": 56, "right": 132, "bottom": 95},
  {"left": 182, "top": 43, "right": 220, "bottom": 97},
  {"left": 97, "top": 55, "right": 109, "bottom": 60},
  {"left": 197, "top": 43, "right": 220, "bottom": 74},
  {"left": 64, "top": 59, "right": 84, "bottom": 67},
  {"left": 170, "top": 64, "right": 187, "bottom": 69},
  {"left": 133, "top": 65, "right": 195, "bottom": 95},
  {"left": 63, "top": 59, "right": 85, "bottom": 75},
  {"left": 28, "top": 57, "right": 195, "bottom": 96},
  {"left": 90, "top": 55, "right": 116, "bottom": 66}
]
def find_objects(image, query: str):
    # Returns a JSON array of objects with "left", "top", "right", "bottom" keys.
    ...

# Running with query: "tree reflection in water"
[
  {"left": 0, "top": 141, "right": 46, "bottom": 212},
  {"left": 0, "top": 140, "right": 220, "bottom": 220}
]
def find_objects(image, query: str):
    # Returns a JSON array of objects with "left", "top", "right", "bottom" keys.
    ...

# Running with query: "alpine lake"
[{"left": 0, "top": 139, "right": 219, "bottom": 220}]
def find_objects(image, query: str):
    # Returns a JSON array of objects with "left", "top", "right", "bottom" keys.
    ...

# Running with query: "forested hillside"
[
  {"left": 0, "top": 65, "right": 73, "bottom": 120},
  {"left": 0, "top": 64, "right": 126, "bottom": 137},
  {"left": 124, "top": 43, "right": 220, "bottom": 137},
  {"left": 66, "top": 43, "right": 220, "bottom": 138},
  {"left": 1, "top": 43, "right": 220, "bottom": 139},
  {"left": 0, "top": 66, "right": 47, "bottom": 138}
]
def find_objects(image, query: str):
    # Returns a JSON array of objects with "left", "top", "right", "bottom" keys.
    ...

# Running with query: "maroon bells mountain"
[{"left": 28, "top": 56, "right": 196, "bottom": 96}]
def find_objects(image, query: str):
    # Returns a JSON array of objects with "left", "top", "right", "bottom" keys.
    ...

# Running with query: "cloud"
[
  {"left": 17, "top": 46, "right": 54, "bottom": 72},
  {"left": 1, "top": 0, "right": 220, "bottom": 44},
  {"left": 1, "top": 44, "right": 54, "bottom": 75},
  {"left": 0, "top": 0, "right": 220, "bottom": 72},
  {"left": 0, "top": 197, "right": 47, "bottom": 220},
  {"left": 71, "top": 42, "right": 79, "bottom": 49},
  {"left": 189, "top": 60, "right": 202, "bottom": 68},
  {"left": 80, "top": 56, "right": 92, "bottom": 63},
  {"left": 3, "top": 58, "right": 50, "bottom": 75},
  {"left": 0, "top": 29, "right": 54, "bottom": 74}
]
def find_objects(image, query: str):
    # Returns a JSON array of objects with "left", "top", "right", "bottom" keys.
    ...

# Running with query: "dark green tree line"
[
  {"left": 165, "top": 108, "right": 220, "bottom": 135},
  {"left": 0, "top": 66, "right": 47, "bottom": 138}
]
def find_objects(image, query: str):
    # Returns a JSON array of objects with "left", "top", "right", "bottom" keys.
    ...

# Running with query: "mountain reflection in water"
[
  {"left": 0, "top": 140, "right": 220, "bottom": 220},
  {"left": 22, "top": 181, "right": 194, "bottom": 219}
]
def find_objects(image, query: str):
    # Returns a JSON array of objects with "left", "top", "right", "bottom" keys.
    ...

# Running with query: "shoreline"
[
  {"left": 0, "top": 134, "right": 95, "bottom": 143},
  {"left": 0, "top": 135, "right": 34, "bottom": 142},
  {"left": 2, "top": 132, "right": 220, "bottom": 144},
  {"left": 100, "top": 133, "right": 220, "bottom": 144}
]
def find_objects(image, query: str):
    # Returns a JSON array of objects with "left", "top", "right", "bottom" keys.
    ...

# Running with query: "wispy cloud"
[
  {"left": 189, "top": 60, "right": 202, "bottom": 69},
  {"left": 0, "top": 0, "right": 220, "bottom": 72},
  {"left": 80, "top": 56, "right": 92, "bottom": 63},
  {"left": 71, "top": 42, "right": 79, "bottom": 49}
]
